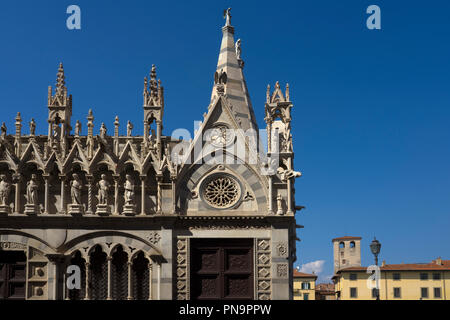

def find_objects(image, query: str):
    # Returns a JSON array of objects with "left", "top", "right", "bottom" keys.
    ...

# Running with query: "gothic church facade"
[{"left": 0, "top": 12, "right": 302, "bottom": 300}]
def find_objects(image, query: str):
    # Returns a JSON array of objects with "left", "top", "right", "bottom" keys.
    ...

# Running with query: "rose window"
[{"left": 201, "top": 174, "right": 241, "bottom": 209}]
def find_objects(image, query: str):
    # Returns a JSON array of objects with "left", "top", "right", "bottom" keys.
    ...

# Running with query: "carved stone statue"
[
  {"left": 53, "top": 124, "right": 61, "bottom": 140},
  {"left": 75, "top": 120, "right": 82, "bottom": 137},
  {"left": 99, "top": 123, "right": 107, "bottom": 139},
  {"left": 26, "top": 174, "right": 39, "bottom": 205},
  {"left": 235, "top": 39, "right": 242, "bottom": 60},
  {"left": 29, "top": 118, "right": 36, "bottom": 136},
  {"left": 276, "top": 194, "right": 283, "bottom": 215},
  {"left": 97, "top": 174, "right": 109, "bottom": 205},
  {"left": 223, "top": 8, "right": 232, "bottom": 26},
  {"left": 70, "top": 173, "right": 83, "bottom": 204},
  {"left": 148, "top": 129, "right": 157, "bottom": 148},
  {"left": 1, "top": 122, "right": 6, "bottom": 138},
  {"left": 0, "top": 175, "right": 11, "bottom": 206},
  {"left": 124, "top": 174, "right": 135, "bottom": 205},
  {"left": 127, "top": 121, "right": 133, "bottom": 137}
]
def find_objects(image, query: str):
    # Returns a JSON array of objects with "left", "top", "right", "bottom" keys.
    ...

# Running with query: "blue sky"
[{"left": 1, "top": 1, "right": 449, "bottom": 282}]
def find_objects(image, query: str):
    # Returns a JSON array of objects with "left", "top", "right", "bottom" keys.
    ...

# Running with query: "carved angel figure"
[
  {"left": 26, "top": 174, "right": 39, "bottom": 205},
  {"left": 97, "top": 174, "right": 110, "bottom": 205},
  {"left": 70, "top": 173, "right": 83, "bottom": 204},
  {"left": 0, "top": 175, "right": 11, "bottom": 205},
  {"left": 124, "top": 174, "right": 135, "bottom": 205}
]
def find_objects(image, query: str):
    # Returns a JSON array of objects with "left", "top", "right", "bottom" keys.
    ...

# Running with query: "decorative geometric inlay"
[
  {"left": 259, "top": 280, "right": 270, "bottom": 290},
  {"left": 258, "top": 267, "right": 270, "bottom": 278},
  {"left": 177, "top": 240, "right": 186, "bottom": 250},
  {"left": 177, "top": 281, "right": 186, "bottom": 290},
  {"left": 147, "top": 231, "right": 161, "bottom": 245},
  {"left": 277, "top": 242, "right": 288, "bottom": 257},
  {"left": 202, "top": 175, "right": 241, "bottom": 209},
  {"left": 177, "top": 254, "right": 186, "bottom": 264},
  {"left": 258, "top": 240, "right": 269, "bottom": 251},
  {"left": 259, "top": 293, "right": 270, "bottom": 300},
  {"left": 258, "top": 253, "right": 270, "bottom": 265},
  {"left": 177, "top": 268, "right": 186, "bottom": 277},
  {"left": 277, "top": 263, "right": 288, "bottom": 278}
]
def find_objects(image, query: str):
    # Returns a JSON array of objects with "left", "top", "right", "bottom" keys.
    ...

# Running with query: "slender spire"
[
  {"left": 55, "top": 62, "right": 66, "bottom": 97},
  {"left": 210, "top": 8, "right": 258, "bottom": 131},
  {"left": 143, "top": 64, "right": 164, "bottom": 107}
]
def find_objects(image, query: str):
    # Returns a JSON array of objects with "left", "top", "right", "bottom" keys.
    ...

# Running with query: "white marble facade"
[{"left": 0, "top": 11, "right": 301, "bottom": 300}]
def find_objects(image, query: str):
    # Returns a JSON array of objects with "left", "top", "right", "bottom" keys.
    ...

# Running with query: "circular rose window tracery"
[{"left": 201, "top": 174, "right": 241, "bottom": 209}]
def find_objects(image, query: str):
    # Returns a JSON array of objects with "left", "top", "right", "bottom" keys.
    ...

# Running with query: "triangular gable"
[
  {"left": 177, "top": 96, "right": 262, "bottom": 181},
  {"left": 118, "top": 141, "right": 142, "bottom": 173},
  {"left": 44, "top": 150, "right": 62, "bottom": 173},
  {"left": 0, "top": 143, "right": 19, "bottom": 171},
  {"left": 89, "top": 145, "right": 117, "bottom": 173},
  {"left": 19, "top": 140, "right": 45, "bottom": 171},
  {"left": 62, "top": 140, "right": 90, "bottom": 173}
]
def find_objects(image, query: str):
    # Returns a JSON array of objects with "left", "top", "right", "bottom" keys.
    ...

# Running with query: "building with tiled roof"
[
  {"left": 333, "top": 257, "right": 450, "bottom": 300},
  {"left": 293, "top": 269, "right": 317, "bottom": 300}
]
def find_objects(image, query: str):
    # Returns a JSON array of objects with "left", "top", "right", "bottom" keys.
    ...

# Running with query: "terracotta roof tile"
[
  {"left": 336, "top": 259, "right": 450, "bottom": 273},
  {"left": 332, "top": 236, "right": 362, "bottom": 242},
  {"left": 294, "top": 270, "right": 318, "bottom": 278}
]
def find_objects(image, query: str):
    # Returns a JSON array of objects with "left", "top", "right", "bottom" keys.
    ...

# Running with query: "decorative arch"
[{"left": 63, "top": 231, "right": 163, "bottom": 259}]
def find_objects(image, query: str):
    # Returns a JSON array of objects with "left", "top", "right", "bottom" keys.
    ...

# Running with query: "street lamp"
[
  {"left": 370, "top": 237, "right": 381, "bottom": 266},
  {"left": 370, "top": 237, "right": 381, "bottom": 300}
]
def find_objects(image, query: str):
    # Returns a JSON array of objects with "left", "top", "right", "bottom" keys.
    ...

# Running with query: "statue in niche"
[
  {"left": 53, "top": 123, "right": 61, "bottom": 140},
  {"left": 276, "top": 194, "right": 283, "bottom": 215},
  {"left": 97, "top": 174, "right": 110, "bottom": 205},
  {"left": 0, "top": 175, "right": 11, "bottom": 205},
  {"left": 26, "top": 174, "right": 39, "bottom": 205},
  {"left": 127, "top": 121, "right": 133, "bottom": 137},
  {"left": 99, "top": 123, "right": 107, "bottom": 139},
  {"left": 149, "top": 129, "right": 156, "bottom": 148},
  {"left": 124, "top": 174, "right": 135, "bottom": 205},
  {"left": 235, "top": 39, "right": 242, "bottom": 60},
  {"left": 29, "top": 118, "right": 36, "bottom": 136},
  {"left": 70, "top": 173, "right": 83, "bottom": 204},
  {"left": 74, "top": 120, "right": 81, "bottom": 137}
]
